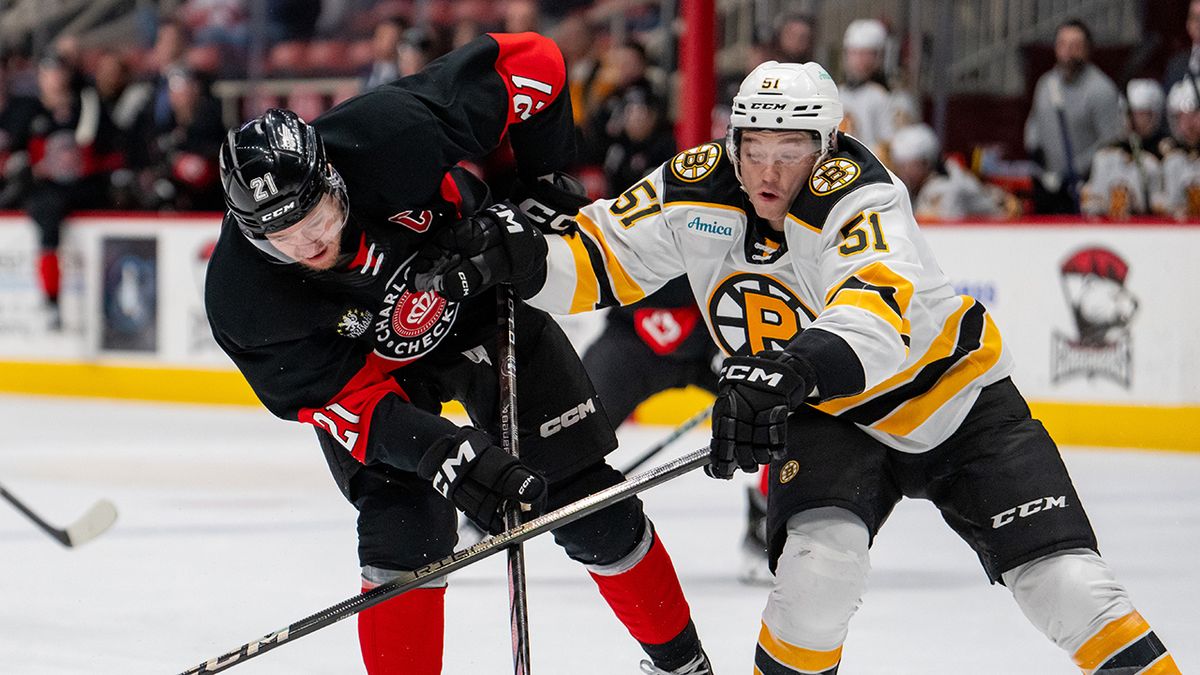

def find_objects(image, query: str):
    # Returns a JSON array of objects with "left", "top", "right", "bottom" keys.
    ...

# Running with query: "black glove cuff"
[{"left": 773, "top": 350, "right": 818, "bottom": 407}]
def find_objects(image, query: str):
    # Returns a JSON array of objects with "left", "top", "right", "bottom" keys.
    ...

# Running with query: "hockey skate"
[
  {"left": 638, "top": 650, "right": 713, "bottom": 674},
  {"left": 737, "top": 486, "right": 772, "bottom": 586}
]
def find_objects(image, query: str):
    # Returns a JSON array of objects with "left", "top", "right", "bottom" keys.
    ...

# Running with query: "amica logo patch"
[{"left": 686, "top": 216, "right": 734, "bottom": 239}]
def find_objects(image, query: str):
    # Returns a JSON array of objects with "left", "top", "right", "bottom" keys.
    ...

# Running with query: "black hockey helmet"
[{"left": 219, "top": 108, "right": 347, "bottom": 243}]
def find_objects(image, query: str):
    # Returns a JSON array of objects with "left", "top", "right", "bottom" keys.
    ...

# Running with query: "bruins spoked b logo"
[
  {"left": 708, "top": 273, "right": 814, "bottom": 355},
  {"left": 810, "top": 158, "right": 860, "bottom": 195},
  {"left": 671, "top": 143, "right": 722, "bottom": 182}
]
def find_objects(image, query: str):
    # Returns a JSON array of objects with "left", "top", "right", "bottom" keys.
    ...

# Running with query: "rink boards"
[{"left": 0, "top": 212, "right": 1196, "bottom": 450}]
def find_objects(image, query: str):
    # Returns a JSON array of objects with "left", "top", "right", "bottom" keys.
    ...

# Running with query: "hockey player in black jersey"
[
  {"left": 205, "top": 33, "right": 711, "bottom": 675},
  {"left": 410, "top": 61, "right": 1179, "bottom": 674}
]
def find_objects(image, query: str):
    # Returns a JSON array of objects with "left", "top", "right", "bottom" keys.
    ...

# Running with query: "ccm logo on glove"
[
  {"left": 418, "top": 427, "right": 548, "bottom": 534},
  {"left": 721, "top": 364, "right": 785, "bottom": 387},
  {"left": 431, "top": 438, "right": 477, "bottom": 498},
  {"left": 488, "top": 203, "right": 526, "bottom": 234}
]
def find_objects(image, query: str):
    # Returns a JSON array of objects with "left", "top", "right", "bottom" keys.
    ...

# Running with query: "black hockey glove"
[
  {"left": 406, "top": 201, "right": 547, "bottom": 301},
  {"left": 706, "top": 352, "right": 814, "bottom": 480},
  {"left": 513, "top": 171, "right": 590, "bottom": 234},
  {"left": 417, "top": 426, "right": 547, "bottom": 535}
]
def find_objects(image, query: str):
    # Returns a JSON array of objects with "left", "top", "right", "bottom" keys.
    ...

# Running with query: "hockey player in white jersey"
[{"left": 408, "top": 61, "right": 1179, "bottom": 674}]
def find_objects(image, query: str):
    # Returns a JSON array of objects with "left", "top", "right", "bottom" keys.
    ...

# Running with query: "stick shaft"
[
  {"left": 178, "top": 447, "right": 710, "bottom": 675},
  {"left": 0, "top": 484, "right": 69, "bottom": 546},
  {"left": 497, "top": 285, "right": 531, "bottom": 674}
]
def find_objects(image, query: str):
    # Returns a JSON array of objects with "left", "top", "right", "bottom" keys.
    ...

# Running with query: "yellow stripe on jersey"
[
  {"left": 576, "top": 212, "right": 646, "bottom": 305},
  {"left": 786, "top": 212, "right": 822, "bottom": 234},
  {"left": 1074, "top": 611, "right": 1152, "bottom": 671},
  {"left": 816, "top": 296, "right": 974, "bottom": 416},
  {"left": 562, "top": 231, "right": 600, "bottom": 314},
  {"left": 873, "top": 309, "right": 1003, "bottom": 436},
  {"left": 757, "top": 622, "right": 843, "bottom": 672},
  {"left": 824, "top": 262, "right": 914, "bottom": 317},
  {"left": 854, "top": 261, "right": 914, "bottom": 316},
  {"left": 823, "top": 262, "right": 915, "bottom": 348},
  {"left": 660, "top": 200, "right": 747, "bottom": 216},
  {"left": 828, "top": 287, "right": 907, "bottom": 337},
  {"left": 1142, "top": 654, "right": 1182, "bottom": 674}
]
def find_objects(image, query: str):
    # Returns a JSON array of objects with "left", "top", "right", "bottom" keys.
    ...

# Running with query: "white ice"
[{"left": 0, "top": 394, "right": 1195, "bottom": 674}]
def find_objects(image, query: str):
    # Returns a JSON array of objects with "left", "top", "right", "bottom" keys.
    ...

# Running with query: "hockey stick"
[
  {"left": 177, "top": 447, "right": 711, "bottom": 675},
  {"left": 497, "top": 284, "right": 532, "bottom": 674},
  {"left": 619, "top": 407, "right": 711, "bottom": 475},
  {"left": 0, "top": 482, "right": 117, "bottom": 548}
]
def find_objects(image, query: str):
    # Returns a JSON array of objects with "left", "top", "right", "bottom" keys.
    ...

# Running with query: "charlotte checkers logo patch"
[
  {"left": 810, "top": 158, "right": 860, "bottom": 195},
  {"left": 671, "top": 143, "right": 722, "bottom": 182}
]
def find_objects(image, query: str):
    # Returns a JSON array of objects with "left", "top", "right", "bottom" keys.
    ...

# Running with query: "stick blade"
[{"left": 64, "top": 499, "right": 118, "bottom": 547}]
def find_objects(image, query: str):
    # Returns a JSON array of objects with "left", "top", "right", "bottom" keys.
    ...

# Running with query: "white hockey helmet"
[
  {"left": 726, "top": 61, "right": 844, "bottom": 179},
  {"left": 1167, "top": 78, "right": 1199, "bottom": 114},
  {"left": 889, "top": 123, "right": 940, "bottom": 164},
  {"left": 1126, "top": 79, "right": 1164, "bottom": 113},
  {"left": 843, "top": 19, "right": 887, "bottom": 51}
]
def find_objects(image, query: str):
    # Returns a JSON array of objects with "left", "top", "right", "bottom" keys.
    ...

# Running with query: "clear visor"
[
  {"left": 738, "top": 131, "right": 822, "bottom": 167},
  {"left": 247, "top": 166, "right": 349, "bottom": 264},
  {"left": 251, "top": 180, "right": 349, "bottom": 264}
]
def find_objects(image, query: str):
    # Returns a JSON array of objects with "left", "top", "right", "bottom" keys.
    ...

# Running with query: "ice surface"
[{"left": 0, "top": 395, "right": 1194, "bottom": 674}]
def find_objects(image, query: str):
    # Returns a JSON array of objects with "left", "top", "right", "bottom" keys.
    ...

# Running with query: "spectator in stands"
[
  {"left": 1024, "top": 19, "right": 1122, "bottom": 215},
  {"left": 503, "top": 0, "right": 540, "bottom": 34},
  {"left": 2, "top": 39, "right": 39, "bottom": 98},
  {"left": 94, "top": 50, "right": 152, "bottom": 134},
  {"left": 1081, "top": 79, "right": 1166, "bottom": 218},
  {"left": 123, "top": 66, "right": 224, "bottom": 212},
  {"left": 20, "top": 55, "right": 123, "bottom": 327},
  {"left": 178, "top": 0, "right": 249, "bottom": 48},
  {"left": 768, "top": 13, "right": 816, "bottom": 64},
  {"left": 889, "top": 123, "right": 1008, "bottom": 220},
  {"left": 602, "top": 84, "right": 675, "bottom": 196},
  {"left": 555, "top": 13, "right": 610, "bottom": 129},
  {"left": 397, "top": 27, "right": 447, "bottom": 78},
  {"left": 1163, "top": 0, "right": 1200, "bottom": 94},
  {"left": 1153, "top": 79, "right": 1200, "bottom": 218},
  {"left": 838, "top": 19, "right": 895, "bottom": 150},
  {"left": 584, "top": 40, "right": 655, "bottom": 164},
  {"left": 0, "top": 60, "right": 40, "bottom": 208},
  {"left": 143, "top": 20, "right": 191, "bottom": 134},
  {"left": 451, "top": 19, "right": 484, "bottom": 50},
  {"left": 361, "top": 18, "right": 403, "bottom": 90}
]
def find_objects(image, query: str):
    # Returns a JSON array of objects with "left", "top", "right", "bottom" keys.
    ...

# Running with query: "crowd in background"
[{"left": 2, "top": 0, "right": 1200, "bottom": 319}]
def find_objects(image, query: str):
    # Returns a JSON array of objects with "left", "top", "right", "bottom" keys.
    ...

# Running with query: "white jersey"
[
  {"left": 837, "top": 81, "right": 895, "bottom": 149},
  {"left": 528, "top": 133, "right": 1014, "bottom": 453},
  {"left": 1081, "top": 144, "right": 1161, "bottom": 217},
  {"left": 913, "top": 159, "right": 1007, "bottom": 220},
  {"left": 1152, "top": 140, "right": 1200, "bottom": 218}
]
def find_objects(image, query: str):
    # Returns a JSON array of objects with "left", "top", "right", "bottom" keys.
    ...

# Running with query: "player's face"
[
  {"left": 1054, "top": 26, "right": 1088, "bottom": 73},
  {"left": 894, "top": 158, "right": 933, "bottom": 195},
  {"left": 1130, "top": 110, "right": 1159, "bottom": 138},
  {"left": 266, "top": 191, "right": 347, "bottom": 269},
  {"left": 739, "top": 130, "right": 821, "bottom": 230}
]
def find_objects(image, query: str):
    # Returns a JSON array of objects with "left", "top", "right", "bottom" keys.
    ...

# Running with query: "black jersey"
[{"left": 206, "top": 33, "right": 575, "bottom": 470}]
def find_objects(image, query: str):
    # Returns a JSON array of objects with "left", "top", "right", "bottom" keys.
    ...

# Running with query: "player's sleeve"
[
  {"left": 396, "top": 31, "right": 575, "bottom": 176},
  {"left": 210, "top": 326, "right": 456, "bottom": 472},
  {"left": 787, "top": 183, "right": 921, "bottom": 400},
  {"left": 525, "top": 164, "right": 686, "bottom": 314}
]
